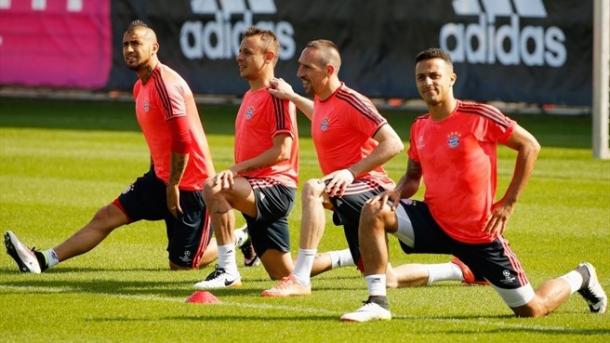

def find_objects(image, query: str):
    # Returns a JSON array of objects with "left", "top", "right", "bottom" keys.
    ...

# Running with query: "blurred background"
[{"left": 0, "top": 0, "right": 608, "bottom": 155}]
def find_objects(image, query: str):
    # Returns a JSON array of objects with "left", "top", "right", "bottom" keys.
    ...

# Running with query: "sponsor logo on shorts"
[
  {"left": 143, "top": 100, "right": 150, "bottom": 113},
  {"left": 447, "top": 131, "right": 461, "bottom": 149},
  {"left": 179, "top": 250, "right": 192, "bottom": 263},
  {"left": 500, "top": 269, "right": 516, "bottom": 284}
]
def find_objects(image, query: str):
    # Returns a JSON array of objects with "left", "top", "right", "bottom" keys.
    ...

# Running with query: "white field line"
[{"left": 0, "top": 284, "right": 577, "bottom": 332}]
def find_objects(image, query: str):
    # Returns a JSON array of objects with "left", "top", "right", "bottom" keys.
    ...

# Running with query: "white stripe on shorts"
[
  {"left": 493, "top": 283, "right": 536, "bottom": 308},
  {"left": 393, "top": 200, "right": 415, "bottom": 248}
]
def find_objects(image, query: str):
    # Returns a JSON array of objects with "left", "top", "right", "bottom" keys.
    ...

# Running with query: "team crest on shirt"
[
  {"left": 245, "top": 105, "right": 255, "bottom": 120},
  {"left": 320, "top": 117, "right": 329, "bottom": 132},
  {"left": 447, "top": 131, "right": 461, "bottom": 149},
  {"left": 143, "top": 100, "right": 150, "bottom": 112}
]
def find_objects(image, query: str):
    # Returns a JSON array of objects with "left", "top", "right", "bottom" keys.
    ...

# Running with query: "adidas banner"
[{"left": 1, "top": 0, "right": 593, "bottom": 105}]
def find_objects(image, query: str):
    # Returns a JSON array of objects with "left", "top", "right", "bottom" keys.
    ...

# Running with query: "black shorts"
[
  {"left": 328, "top": 179, "right": 387, "bottom": 268},
  {"left": 113, "top": 169, "right": 212, "bottom": 268},
  {"left": 242, "top": 178, "right": 296, "bottom": 256},
  {"left": 397, "top": 200, "right": 529, "bottom": 289}
]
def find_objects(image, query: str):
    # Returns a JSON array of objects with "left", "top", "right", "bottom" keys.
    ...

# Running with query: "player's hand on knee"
[
  {"left": 322, "top": 169, "right": 355, "bottom": 197},
  {"left": 215, "top": 169, "right": 235, "bottom": 190}
]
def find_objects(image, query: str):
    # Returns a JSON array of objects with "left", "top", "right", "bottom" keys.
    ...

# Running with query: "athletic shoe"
[
  {"left": 340, "top": 300, "right": 392, "bottom": 322},
  {"left": 451, "top": 257, "right": 488, "bottom": 285},
  {"left": 260, "top": 274, "right": 311, "bottom": 297},
  {"left": 241, "top": 241, "right": 260, "bottom": 267},
  {"left": 234, "top": 225, "right": 249, "bottom": 248},
  {"left": 4, "top": 231, "right": 42, "bottom": 274},
  {"left": 235, "top": 225, "right": 260, "bottom": 267},
  {"left": 577, "top": 262, "right": 607, "bottom": 314},
  {"left": 193, "top": 265, "right": 241, "bottom": 289}
]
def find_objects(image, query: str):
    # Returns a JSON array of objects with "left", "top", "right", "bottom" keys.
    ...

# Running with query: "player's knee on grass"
[
  {"left": 260, "top": 249, "right": 293, "bottom": 280},
  {"left": 511, "top": 298, "right": 548, "bottom": 318},
  {"left": 169, "top": 260, "right": 195, "bottom": 270}
]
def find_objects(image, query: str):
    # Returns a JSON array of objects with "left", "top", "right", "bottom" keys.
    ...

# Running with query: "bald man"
[
  {"left": 4, "top": 20, "right": 230, "bottom": 273},
  {"left": 261, "top": 40, "right": 404, "bottom": 296}
]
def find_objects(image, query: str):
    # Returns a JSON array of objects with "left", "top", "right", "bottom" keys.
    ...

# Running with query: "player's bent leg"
[
  {"left": 197, "top": 237, "right": 218, "bottom": 268},
  {"left": 299, "top": 179, "right": 328, "bottom": 249},
  {"left": 53, "top": 203, "right": 129, "bottom": 263},
  {"left": 358, "top": 198, "right": 398, "bottom": 276},
  {"left": 259, "top": 249, "right": 293, "bottom": 280},
  {"left": 168, "top": 238, "right": 218, "bottom": 270},
  {"left": 387, "top": 263, "right": 430, "bottom": 288},
  {"left": 285, "top": 179, "right": 328, "bottom": 291}
]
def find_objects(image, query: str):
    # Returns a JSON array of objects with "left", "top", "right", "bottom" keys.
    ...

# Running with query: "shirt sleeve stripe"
[
  {"left": 272, "top": 96, "right": 286, "bottom": 130},
  {"left": 460, "top": 102, "right": 512, "bottom": 127},
  {"left": 336, "top": 89, "right": 386, "bottom": 125},
  {"left": 152, "top": 69, "right": 174, "bottom": 120}
]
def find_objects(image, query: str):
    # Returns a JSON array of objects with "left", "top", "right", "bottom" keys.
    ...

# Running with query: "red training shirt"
[
  {"left": 234, "top": 87, "right": 299, "bottom": 188},
  {"left": 408, "top": 101, "right": 516, "bottom": 244},
  {"left": 312, "top": 83, "right": 393, "bottom": 188},
  {"left": 133, "top": 63, "right": 211, "bottom": 191}
]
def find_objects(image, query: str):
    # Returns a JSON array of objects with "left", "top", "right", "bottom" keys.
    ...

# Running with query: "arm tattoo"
[{"left": 168, "top": 153, "right": 188, "bottom": 186}]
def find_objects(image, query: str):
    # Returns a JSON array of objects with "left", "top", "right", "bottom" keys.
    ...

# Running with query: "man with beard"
[
  {"left": 261, "top": 40, "right": 404, "bottom": 296},
  {"left": 4, "top": 20, "right": 234, "bottom": 272},
  {"left": 340, "top": 48, "right": 607, "bottom": 322}
]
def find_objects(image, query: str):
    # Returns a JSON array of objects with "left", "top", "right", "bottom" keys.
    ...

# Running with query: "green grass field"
[{"left": 0, "top": 97, "right": 608, "bottom": 342}]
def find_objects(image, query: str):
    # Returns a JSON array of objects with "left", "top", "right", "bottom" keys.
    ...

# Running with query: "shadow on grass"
[
  {"left": 436, "top": 327, "right": 610, "bottom": 336},
  {"left": 0, "top": 267, "right": 168, "bottom": 274},
  {"left": 0, "top": 278, "right": 200, "bottom": 298},
  {"left": 88, "top": 314, "right": 338, "bottom": 322}
]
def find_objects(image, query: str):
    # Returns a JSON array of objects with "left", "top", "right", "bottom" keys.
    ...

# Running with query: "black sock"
[
  {"left": 33, "top": 250, "right": 48, "bottom": 272},
  {"left": 575, "top": 265, "right": 591, "bottom": 290},
  {"left": 368, "top": 295, "right": 389, "bottom": 310}
]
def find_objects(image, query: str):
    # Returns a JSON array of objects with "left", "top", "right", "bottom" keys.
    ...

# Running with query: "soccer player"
[
  {"left": 340, "top": 48, "right": 607, "bottom": 322},
  {"left": 192, "top": 27, "right": 298, "bottom": 289},
  {"left": 260, "top": 40, "right": 404, "bottom": 297},
  {"left": 3, "top": 20, "right": 236, "bottom": 272}
]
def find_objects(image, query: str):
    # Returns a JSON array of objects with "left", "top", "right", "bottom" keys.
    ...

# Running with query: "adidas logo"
[
  {"left": 180, "top": 0, "right": 296, "bottom": 61},
  {"left": 439, "top": 0, "right": 567, "bottom": 67}
]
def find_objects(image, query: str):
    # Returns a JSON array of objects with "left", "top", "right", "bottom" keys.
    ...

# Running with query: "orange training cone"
[{"left": 186, "top": 291, "right": 220, "bottom": 304}]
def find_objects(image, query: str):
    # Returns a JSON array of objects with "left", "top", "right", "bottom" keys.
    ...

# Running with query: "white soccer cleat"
[
  {"left": 577, "top": 262, "right": 607, "bottom": 314},
  {"left": 340, "top": 301, "right": 392, "bottom": 322},
  {"left": 4, "top": 231, "right": 41, "bottom": 274},
  {"left": 193, "top": 265, "right": 241, "bottom": 290}
]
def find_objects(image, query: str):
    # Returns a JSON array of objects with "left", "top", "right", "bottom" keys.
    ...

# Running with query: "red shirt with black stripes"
[
  {"left": 408, "top": 101, "right": 516, "bottom": 244},
  {"left": 133, "top": 63, "right": 211, "bottom": 191},
  {"left": 312, "top": 83, "right": 393, "bottom": 187},
  {"left": 234, "top": 87, "right": 299, "bottom": 188}
]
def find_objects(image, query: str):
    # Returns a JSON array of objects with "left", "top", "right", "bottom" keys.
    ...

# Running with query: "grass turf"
[{"left": 0, "top": 97, "right": 609, "bottom": 342}]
